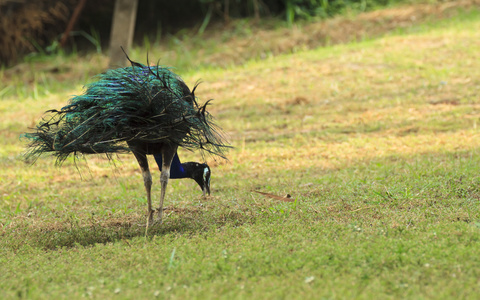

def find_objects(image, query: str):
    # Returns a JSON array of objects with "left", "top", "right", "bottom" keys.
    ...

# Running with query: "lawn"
[{"left": 1, "top": 3, "right": 480, "bottom": 299}]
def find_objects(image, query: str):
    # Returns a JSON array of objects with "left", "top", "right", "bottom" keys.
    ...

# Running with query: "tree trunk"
[{"left": 109, "top": 0, "right": 139, "bottom": 68}]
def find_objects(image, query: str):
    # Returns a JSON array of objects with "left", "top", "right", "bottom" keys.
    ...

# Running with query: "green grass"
[{"left": 1, "top": 3, "right": 480, "bottom": 299}]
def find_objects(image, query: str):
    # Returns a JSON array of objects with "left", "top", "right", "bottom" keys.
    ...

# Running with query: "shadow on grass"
[
  {"left": 2, "top": 207, "right": 258, "bottom": 251},
  {"left": 4, "top": 150, "right": 480, "bottom": 251}
]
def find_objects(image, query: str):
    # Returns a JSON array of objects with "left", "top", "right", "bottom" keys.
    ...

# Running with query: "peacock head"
[{"left": 187, "top": 162, "right": 211, "bottom": 197}]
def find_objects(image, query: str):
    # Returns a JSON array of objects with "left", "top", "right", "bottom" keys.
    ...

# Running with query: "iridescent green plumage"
[{"left": 24, "top": 60, "right": 228, "bottom": 164}]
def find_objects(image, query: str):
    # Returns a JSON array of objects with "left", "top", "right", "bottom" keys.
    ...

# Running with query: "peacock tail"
[{"left": 24, "top": 59, "right": 229, "bottom": 164}]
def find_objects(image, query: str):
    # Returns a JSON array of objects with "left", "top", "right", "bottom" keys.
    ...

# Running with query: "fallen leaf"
[{"left": 253, "top": 191, "right": 295, "bottom": 202}]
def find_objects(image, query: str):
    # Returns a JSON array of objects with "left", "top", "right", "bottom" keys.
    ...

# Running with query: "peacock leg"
[
  {"left": 132, "top": 151, "right": 154, "bottom": 224},
  {"left": 143, "top": 169, "right": 154, "bottom": 224},
  {"left": 157, "top": 145, "right": 178, "bottom": 223}
]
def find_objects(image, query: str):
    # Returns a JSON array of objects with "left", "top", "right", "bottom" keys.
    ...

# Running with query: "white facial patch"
[{"left": 203, "top": 167, "right": 209, "bottom": 182}]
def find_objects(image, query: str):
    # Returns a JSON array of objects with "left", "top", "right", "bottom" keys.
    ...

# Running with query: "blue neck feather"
[{"left": 153, "top": 153, "right": 188, "bottom": 179}]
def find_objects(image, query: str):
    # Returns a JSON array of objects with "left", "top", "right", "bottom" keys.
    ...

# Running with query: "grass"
[{"left": 1, "top": 3, "right": 480, "bottom": 299}]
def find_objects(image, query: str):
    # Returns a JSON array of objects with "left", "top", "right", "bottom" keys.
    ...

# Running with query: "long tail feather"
[{"left": 24, "top": 57, "right": 230, "bottom": 164}]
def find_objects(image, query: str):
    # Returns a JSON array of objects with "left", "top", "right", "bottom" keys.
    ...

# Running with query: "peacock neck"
[{"left": 153, "top": 153, "right": 190, "bottom": 179}]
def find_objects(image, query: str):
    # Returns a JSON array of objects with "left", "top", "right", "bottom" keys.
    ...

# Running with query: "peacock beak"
[
  {"left": 205, "top": 181, "right": 211, "bottom": 196},
  {"left": 202, "top": 165, "right": 211, "bottom": 197}
]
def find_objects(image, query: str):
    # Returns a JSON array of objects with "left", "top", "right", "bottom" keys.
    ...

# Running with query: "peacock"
[{"left": 24, "top": 54, "right": 229, "bottom": 224}]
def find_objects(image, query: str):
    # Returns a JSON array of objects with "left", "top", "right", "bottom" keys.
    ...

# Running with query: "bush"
[{"left": 199, "top": 0, "right": 399, "bottom": 24}]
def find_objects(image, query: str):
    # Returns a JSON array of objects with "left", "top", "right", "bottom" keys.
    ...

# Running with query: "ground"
[{"left": 1, "top": 1, "right": 480, "bottom": 299}]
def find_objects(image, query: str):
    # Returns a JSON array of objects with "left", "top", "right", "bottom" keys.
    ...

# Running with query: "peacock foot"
[
  {"left": 145, "top": 209, "right": 156, "bottom": 227},
  {"left": 154, "top": 208, "right": 164, "bottom": 224}
]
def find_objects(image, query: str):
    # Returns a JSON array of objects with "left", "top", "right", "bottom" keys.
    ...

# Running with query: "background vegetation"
[
  {"left": 1, "top": 0, "right": 480, "bottom": 299},
  {"left": 2, "top": 0, "right": 430, "bottom": 65}
]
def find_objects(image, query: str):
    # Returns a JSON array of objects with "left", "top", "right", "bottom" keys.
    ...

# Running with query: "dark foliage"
[{"left": 1, "top": 0, "right": 405, "bottom": 64}]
